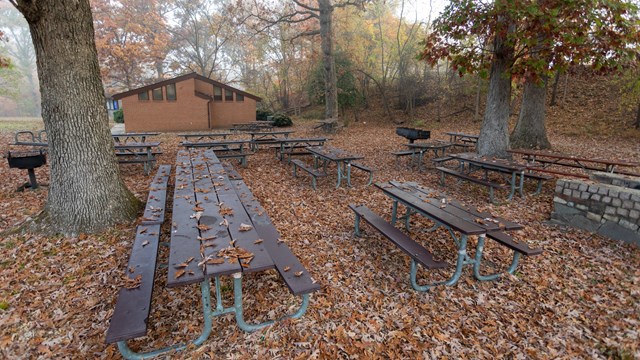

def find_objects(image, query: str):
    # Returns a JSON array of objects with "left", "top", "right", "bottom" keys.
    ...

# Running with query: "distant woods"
[{"left": 0, "top": 0, "right": 638, "bottom": 132}]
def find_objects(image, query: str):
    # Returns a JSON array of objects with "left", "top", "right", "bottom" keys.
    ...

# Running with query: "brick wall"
[{"left": 551, "top": 172, "right": 640, "bottom": 246}]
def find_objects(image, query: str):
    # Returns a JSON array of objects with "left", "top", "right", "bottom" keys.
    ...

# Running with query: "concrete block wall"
[{"left": 551, "top": 174, "right": 640, "bottom": 246}]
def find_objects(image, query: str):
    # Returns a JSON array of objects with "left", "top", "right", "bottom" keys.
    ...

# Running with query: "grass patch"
[{"left": 0, "top": 117, "right": 44, "bottom": 133}]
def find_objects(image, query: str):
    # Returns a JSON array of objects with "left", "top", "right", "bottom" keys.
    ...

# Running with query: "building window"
[
  {"left": 152, "top": 87, "right": 163, "bottom": 100},
  {"left": 138, "top": 91, "right": 149, "bottom": 100},
  {"left": 166, "top": 83, "right": 176, "bottom": 101},
  {"left": 214, "top": 86, "right": 222, "bottom": 101},
  {"left": 236, "top": 93, "right": 244, "bottom": 102},
  {"left": 225, "top": 89, "right": 233, "bottom": 101}
]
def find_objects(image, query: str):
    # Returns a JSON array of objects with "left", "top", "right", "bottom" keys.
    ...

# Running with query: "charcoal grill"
[
  {"left": 396, "top": 127, "right": 431, "bottom": 143},
  {"left": 7, "top": 149, "right": 47, "bottom": 191}
]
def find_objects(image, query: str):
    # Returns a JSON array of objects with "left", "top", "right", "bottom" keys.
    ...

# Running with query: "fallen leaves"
[
  {"left": 123, "top": 274, "right": 142, "bottom": 289},
  {"left": 238, "top": 223, "right": 253, "bottom": 231}
]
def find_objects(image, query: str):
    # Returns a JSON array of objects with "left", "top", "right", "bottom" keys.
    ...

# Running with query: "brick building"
[{"left": 113, "top": 73, "right": 261, "bottom": 132}]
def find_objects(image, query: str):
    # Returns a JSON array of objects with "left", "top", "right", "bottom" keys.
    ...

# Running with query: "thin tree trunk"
[
  {"left": 550, "top": 69, "right": 561, "bottom": 106},
  {"left": 477, "top": 23, "right": 514, "bottom": 158},
  {"left": 562, "top": 72, "right": 569, "bottom": 104},
  {"left": 635, "top": 101, "right": 640, "bottom": 129},
  {"left": 474, "top": 75, "right": 482, "bottom": 121},
  {"left": 318, "top": 0, "right": 338, "bottom": 120},
  {"left": 510, "top": 77, "right": 551, "bottom": 149},
  {"left": 12, "top": 0, "right": 139, "bottom": 235}
]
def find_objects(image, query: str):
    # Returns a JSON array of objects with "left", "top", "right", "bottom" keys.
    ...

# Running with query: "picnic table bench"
[
  {"left": 105, "top": 166, "right": 171, "bottom": 351},
  {"left": 248, "top": 130, "right": 295, "bottom": 151},
  {"left": 392, "top": 141, "right": 453, "bottom": 170},
  {"left": 106, "top": 150, "right": 319, "bottom": 358},
  {"left": 508, "top": 149, "right": 640, "bottom": 178},
  {"left": 445, "top": 132, "right": 478, "bottom": 151},
  {"left": 349, "top": 181, "right": 542, "bottom": 291},
  {"left": 302, "top": 146, "right": 373, "bottom": 188},
  {"left": 438, "top": 152, "right": 552, "bottom": 202}
]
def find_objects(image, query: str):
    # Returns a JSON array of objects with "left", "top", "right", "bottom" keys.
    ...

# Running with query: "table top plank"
[
  {"left": 114, "top": 141, "right": 161, "bottom": 149},
  {"left": 450, "top": 152, "right": 527, "bottom": 172},
  {"left": 376, "top": 182, "right": 487, "bottom": 235},
  {"left": 508, "top": 149, "right": 639, "bottom": 167},
  {"left": 189, "top": 151, "right": 243, "bottom": 277},
  {"left": 167, "top": 154, "right": 206, "bottom": 287},
  {"left": 306, "top": 146, "right": 364, "bottom": 162}
]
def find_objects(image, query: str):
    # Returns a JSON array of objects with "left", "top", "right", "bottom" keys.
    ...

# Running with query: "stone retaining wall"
[{"left": 551, "top": 172, "right": 640, "bottom": 246}]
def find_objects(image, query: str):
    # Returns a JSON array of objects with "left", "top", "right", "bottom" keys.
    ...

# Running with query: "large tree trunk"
[
  {"left": 13, "top": 0, "right": 139, "bottom": 235},
  {"left": 318, "top": 0, "right": 338, "bottom": 119},
  {"left": 477, "top": 26, "right": 513, "bottom": 158},
  {"left": 510, "top": 77, "right": 551, "bottom": 149}
]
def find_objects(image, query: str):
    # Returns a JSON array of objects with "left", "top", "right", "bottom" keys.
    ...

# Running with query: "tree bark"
[
  {"left": 318, "top": 0, "right": 338, "bottom": 120},
  {"left": 549, "top": 69, "right": 561, "bottom": 106},
  {"left": 477, "top": 25, "right": 513, "bottom": 158},
  {"left": 12, "top": 0, "right": 139, "bottom": 235},
  {"left": 635, "top": 101, "right": 640, "bottom": 129},
  {"left": 510, "top": 77, "right": 551, "bottom": 149}
]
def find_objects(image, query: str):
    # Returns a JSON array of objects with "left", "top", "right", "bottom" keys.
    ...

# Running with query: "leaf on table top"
[
  {"left": 277, "top": 238, "right": 285, "bottom": 243},
  {"left": 139, "top": 227, "right": 148, "bottom": 234},
  {"left": 220, "top": 219, "right": 229, "bottom": 227},
  {"left": 193, "top": 206, "right": 204, "bottom": 212},
  {"left": 128, "top": 266, "right": 135, "bottom": 273},
  {"left": 220, "top": 207, "right": 234, "bottom": 216},
  {"left": 198, "top": 235, "right": 216, "bottom": 241},
  {"left": 207, "top": 258, "right": 225, "bottom": 265},
  {"left": 190, "top": 212, "right": 203, "bottom": 221},
  {"left": 174, "top": 269, "right": 186, "bottom": 279},
  {"left": 239, "top": 223, "right": 253, "bottom": 231},
  {"left": 174, "top": 263, "right": 189, "bottom": 269},
  {"left": 284, "top": 266, "right": 291, "bottom": 272},
  {"left": 124, "top": 274, "right": 142, "bottom": 289},
  {"left": 141, "top": 240, "right": 149, "bottom": 247},
  {"left": 295, "top": 271, "right": 303, "bottom": 277},
  {"left": 254, "top": 239, "right": 263, "bottom": 244},
  {"left": 197, "top": 224, "right": 211, "bottom": 231}
]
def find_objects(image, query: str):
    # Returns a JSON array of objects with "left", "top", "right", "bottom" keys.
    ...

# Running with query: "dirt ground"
[{"left": 0, "top": 113, "right": 639, "bottom": 359}]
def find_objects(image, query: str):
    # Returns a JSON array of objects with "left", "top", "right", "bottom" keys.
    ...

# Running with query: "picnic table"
[
  {"left": 105, "top": 150, "right": 319, "bottom": 358},
  {"left": 351, "top": 181, "right": 542, "bottom": 291},
  {"left": 112, "top": 132, "right": 160, "bottom": 143},
  {"left": 231, "top": 122, "right": 274, "bottom": 132},
  {"left": 445, "top": 152, "right": 529, "bottom": 201},
  {"left": 114, "top": 141, "right": 161, "bottom": 175},
  {"left": 305, "top": 146, "right": 365, "bottom": 188},
  {"left": 445, "top": 132, "right": 479, "bottom": 151},
  {"left": 508, "top": 149, "right": 640, "bottom": 178},
  {"left": 180, "top": 139, "right": 251, "bottom": 166},
  {"left": 177, "top": 132, "right": 234, "bottom": 142},
  {"left": 402, "top": 141, "right": 453, "bottom": 171},
  {"left": 248, "top": 130, "right": 295, "bottom": 151},
  {"left": 275, "top": 137, "right": 328, "bottom": 162}
]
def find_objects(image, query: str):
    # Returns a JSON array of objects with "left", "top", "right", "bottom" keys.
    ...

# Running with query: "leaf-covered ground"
[{"left": 1, "top": 115, "right": 639, "bottom": 359}]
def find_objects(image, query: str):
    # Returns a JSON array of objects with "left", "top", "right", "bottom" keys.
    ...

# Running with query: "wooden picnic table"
[
  {"left": 405, "top": 141, "right": 453, "bottom": 170},
  {"left": 114, "top": 141, "right": 161, "bottom": 175},
  {"left": 508, "top": 149, "right": 640, "bottom": 178},
  {"left": 306, "top": 146, "right": 364, "bottom": 188},
  {"left": 446, "top": 132, "right": 479, "bottom": 144},
  {"left": 107, "top": 149, "right": 319, "bottom": 358},
  {"left": 112, "top": 132, "right": 160, "bottom": 143},
  {"left": 180, "top": 139, "right": 252, "bottom": 166},
  {"left": 231, "top": 122, "right": 274, "bottom": 132},
  {"left": 248, "top": 130, "right": 295, "bottom": 151},
  {"left": 177, "top": 132, "right": 234, "bottom": 142},
  {"left": 373, "top": 181, "right": 541, "bottom": 290},
  {"left": 275, "top": 137, "right": 328, "bottom": 161}
]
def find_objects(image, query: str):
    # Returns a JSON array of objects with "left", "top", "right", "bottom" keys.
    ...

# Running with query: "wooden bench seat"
[
  {"left": 486, "top": 231, "right": 543, "bottom": 256},
  {"left": 291, "top": 159, "right": 326, "bottom": 190},
  {"left": 525, "top": 165, "right": 589, "bottom": 179},
  {"left": 106, "top": 167, "right": 171, "bottom": 344},
  {"left": 231, "top": 178, "right": 321, "bottom": 295},
  {"left": 141, "top": 165, "right": 171, "bottom": 225},
  {"left": 436, "top": 166, "right": 509, "bottom": 202},
  {"left": 432, "top": 156, "right": 452, "bottom": 166},
  {"left": 216, "top": 151, "right": 250, "bottom": 167},
  {"left": 349, "top": 204, "right": 448, "bottom": 270},
  {"left": 391, "top": 150, "right": 415, "bottom": 168},
  {"left": 349, "top": 162, "right": 374, "bottom": 186}
]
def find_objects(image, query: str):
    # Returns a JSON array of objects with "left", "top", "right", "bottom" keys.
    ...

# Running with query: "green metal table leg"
[
  {"left": 506, "top": 172, "right": 517, "bottom": 200},
  {"left": 391, "top": 201, "right": 398, "bottom": 225},
  {"left": 472, "top": 235, "right": 522, "bottom": 281},
  {"left": 409, "top": 234, "right": 469, "bottom": 291},
  {"left": 353, "top": 212, "right": 361, "bottom": 236}
]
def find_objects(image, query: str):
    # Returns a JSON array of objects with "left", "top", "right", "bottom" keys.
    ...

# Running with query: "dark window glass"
[
  {"left": 236, "top": 93, "right": 244, "bottom": 102},
  {"left": 138, "top": 91, "right": 149, "bottom": 100},
  {"left": 214, "top": 86, "right": 222, "bottom": 101},
  {"left": 166, "top": 83, "right": 176, "bottom": 101},
  {"left": 225, "top": 89, "right": 233, "bottom": 101},
  {"left": 152, "top": 87, "right": 163, "bottom": 100}
]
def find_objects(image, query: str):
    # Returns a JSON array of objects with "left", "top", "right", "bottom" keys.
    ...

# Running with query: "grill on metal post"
[{"left": 6, "top": 149, "right": 47, "bottom": 191}]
